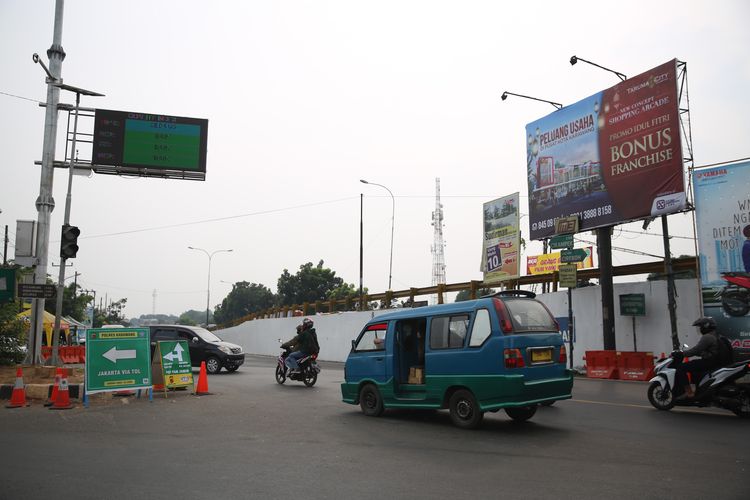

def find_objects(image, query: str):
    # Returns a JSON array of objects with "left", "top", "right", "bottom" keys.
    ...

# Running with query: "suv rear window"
[{"left": 503, "top": 298, "right": 557, "bottom": 333}]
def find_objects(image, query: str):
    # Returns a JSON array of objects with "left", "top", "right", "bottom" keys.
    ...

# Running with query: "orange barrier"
[
  {"left": 616, "top": 351, "right": 655, "bottom": 381},
  {"left": 583, "top": 350, "right": 619, "bottom": 379}
]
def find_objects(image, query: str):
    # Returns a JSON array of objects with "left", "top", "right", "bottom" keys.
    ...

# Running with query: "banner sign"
[
  {"left": 526, "top": 59, "right": 685, "bottom": 240},
  {"left": 85, "top": 328, "right": 152, "bottom": 394},
  {"left": 158, "top": 340, "right": 194, "bottom": 389},
  {"left": 526, "top": 247, "right": 594, "bottom": 275},
  {"left": 693, "top": 161, "right": 750, "bottom": 351},
  {"left": 482, "top": 193, "right": 520, "bottom": 282}
]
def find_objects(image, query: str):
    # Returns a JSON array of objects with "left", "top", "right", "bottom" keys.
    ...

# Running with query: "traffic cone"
[
  {"left": 6, "top": 366, "right": 30, "bottom": 409},
  {"left": 195, "top": 361, "right": 211, "bottom": 395},
  {"left": 49, "top": 371, "right": 74, "bottom": 410},
  {"left": 45, "top": 368, "right": 63, "bottom": 407}
]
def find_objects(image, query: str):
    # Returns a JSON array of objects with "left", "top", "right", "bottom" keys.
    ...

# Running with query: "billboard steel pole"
[{"left": 28, "top": 0, "right": 65, "bottom": 365}]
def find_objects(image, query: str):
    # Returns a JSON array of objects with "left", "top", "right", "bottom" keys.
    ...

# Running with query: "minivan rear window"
[{"left": 503, "top": 298, "right": 557, "bottom": 333}]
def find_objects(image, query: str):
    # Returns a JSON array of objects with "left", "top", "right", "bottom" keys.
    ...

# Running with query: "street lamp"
[
  {"left": 360, "top": 179, "right": 395, "bottom": 291},
  {"left": 188, "top": 247, "right": 233, "bottom": 326},
  {"left": 501, "top": 91, "right": 562, "bottom": 110},
  {"left": 569, "top": 55, "right": 627, "bottom": 81}
]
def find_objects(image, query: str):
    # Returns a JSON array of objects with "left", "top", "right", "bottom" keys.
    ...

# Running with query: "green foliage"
[
  {"left": 0, "top": 302, "right": 26, "bottom": 366},
  {"left": 455, "top": 288, "right": 496, "bottom": 302},
  {"left": 94, "top": 298, "right": 129, "bottom": 327},
  {"left": 277, "top": 260, "right": 349, "bottom": 306},
  {"left": 43, "top": 282, "right": 94, "bottom": 323},
  {"left": 214, "top": 282, "right": 275, "bottom": 324},
  {"left": 178, "top": 309, "right": 209, "bottom": 326}
]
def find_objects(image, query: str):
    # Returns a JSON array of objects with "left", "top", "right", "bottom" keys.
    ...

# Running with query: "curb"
[{"left": 1, "top": 383, "right": 84, "bottom": 400}]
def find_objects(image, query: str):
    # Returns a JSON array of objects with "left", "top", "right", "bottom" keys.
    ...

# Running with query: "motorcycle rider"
[
  {"left": 281, "top": 318, "right": 317, "bottom": 375},
  {"left": 675, "top": 317, "right": 721, "bottom": 399}
]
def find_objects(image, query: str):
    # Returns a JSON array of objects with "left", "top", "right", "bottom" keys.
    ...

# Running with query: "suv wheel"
[{"left": 205, "top": 356, "right": 221, "bottom": 374}]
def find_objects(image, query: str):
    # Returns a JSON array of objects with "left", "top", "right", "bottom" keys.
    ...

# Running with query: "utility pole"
[{"left": 28, "top": 0, "right": 66, "bottom": 365}]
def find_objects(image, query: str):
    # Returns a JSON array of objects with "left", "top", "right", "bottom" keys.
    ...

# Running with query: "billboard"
[
  {"left": 527, "top": 59, "right": 685, "bottom": 240},
  {"left": 92, "top": 109, "right": 208, "bottom": 180},
  {"left": 526, "top": 247, "right": 595, "bottom": 275},
  {"left": 693, "top": 161, "right": 750, "bottom": 351},
  {"left": 482, "top": 193, "right": 520, "bottom": 282}
]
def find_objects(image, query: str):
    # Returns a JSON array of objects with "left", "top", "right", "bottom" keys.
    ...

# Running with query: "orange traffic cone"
[
  {"left": 49, "top": 371, "right": 74, "bottom": 410},
  {"left": 195, "top": 361, "right": 211, "bottom": 395},
  {"left": 45, "top": 368, "right": 63, "bottom": 407},
  {"left": 6, "top": 366, "right": 30, "bottom": 409}
]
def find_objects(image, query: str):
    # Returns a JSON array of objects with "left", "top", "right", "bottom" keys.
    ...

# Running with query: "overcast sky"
[{"left": 1, "top": 1, "right": 749, "bottom": 319}]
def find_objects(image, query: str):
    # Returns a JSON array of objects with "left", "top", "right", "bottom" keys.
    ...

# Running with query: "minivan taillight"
[
  {"left": 559, "top": 345, "right": 567, "bottom": 364},
  {"left": 504, "top": 348, "right": 525, "bottom": 368},
  {"left": 493, "top": 299, "right": 513, "bottom": 333}
]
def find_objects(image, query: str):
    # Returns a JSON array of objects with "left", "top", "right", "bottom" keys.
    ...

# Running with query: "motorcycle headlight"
[{"left": 219, "top": 346, "right": 233, "bottom": 354}]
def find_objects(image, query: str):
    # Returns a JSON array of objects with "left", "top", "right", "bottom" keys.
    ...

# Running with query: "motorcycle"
[
  {"left": 720, "top": 272, "right": 750, "bottom": 317},
  {"left": 275, "top": 346, "right": 320, "bottom": 387},
  {"left": 647, "top": 349, "right": 750, "bottom": 418}
]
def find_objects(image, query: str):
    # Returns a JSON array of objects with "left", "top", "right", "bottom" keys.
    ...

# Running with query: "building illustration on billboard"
[
  {"left": 482, "top": 193, "right": 520, "bottom": 282},
  {"left": 525, "top": 59, "right": 686, "bottom": 240}
]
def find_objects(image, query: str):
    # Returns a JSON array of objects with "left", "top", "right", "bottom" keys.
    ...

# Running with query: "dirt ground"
[{"left": 0, "top": 365, "right": 84, "bottom": 385}]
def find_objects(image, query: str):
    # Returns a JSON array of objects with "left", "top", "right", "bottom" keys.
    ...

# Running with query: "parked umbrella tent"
[{"left": 17, "top": 309, "right": 70, "bottom": 346}]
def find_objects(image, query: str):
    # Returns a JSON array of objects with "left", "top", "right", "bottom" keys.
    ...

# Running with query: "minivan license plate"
[{"left": 530, "top": 348, "right": 552, "bottom": 363}]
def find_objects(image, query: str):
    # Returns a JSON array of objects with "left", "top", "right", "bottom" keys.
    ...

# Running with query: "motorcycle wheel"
[
  {"left": 721, "top": 291, "right": 750, "bottom": 317},
  {"left": 275, "top": 365, "right": 286, "bottom": 385},
  {"left": 647, "top": 381, "right": 674, "bottom": 410},
  {"left": 303, "top": 368, "right": 317, "bottom": 387},
  {"left": 732, "top": 390, "right": 750, "bottom": 418}
]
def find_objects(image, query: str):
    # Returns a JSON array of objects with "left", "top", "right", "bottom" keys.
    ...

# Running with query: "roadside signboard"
[
  {"left": 620, "top": 293, "right": 646, "bottom": 316},
  {"left": 85, "top": 328, "right": 152, "bottom": 394},
  {"left": 527, "top": 247, "right": 594, "bottom": 275},
  {"left": 157, "top": 340, "right": 194, "bottom": 389},
  {"left": 559, "top": 264, "right": 578, "bottom": 288},
  {"left": 549, "top": 234, "right": 574, "bottom": 249},
  {"left": 560, "top": 248, "right": 589, "bottom": 263},
  {"left": 482, "top": 192, "right": 521, "bottom": 282},
  {"left": 17, "top": 283, "right": 56, "bottom": 299},
  {"left": 0, "top": 268, "right": 16, "bottom": 303}
]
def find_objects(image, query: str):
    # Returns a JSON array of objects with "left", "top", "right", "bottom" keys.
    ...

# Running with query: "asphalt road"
[{"left": 1, "top": 355, "right": 748, "bottom": 500}]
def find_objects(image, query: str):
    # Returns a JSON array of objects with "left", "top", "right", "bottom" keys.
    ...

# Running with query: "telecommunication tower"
[
  {"left": 431, "top": 178, "right": 446, "bottom": 302},
  {"left": 152, "top": 289, "right": 157, "bottom": 315}
]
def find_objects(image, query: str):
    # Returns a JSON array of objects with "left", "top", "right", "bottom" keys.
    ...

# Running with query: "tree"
[
  {"left": 455, "top": 288, "right": 496, "bottom": 302},
  {"left": 0, "top": 302, "right": 26, "bottom": 365},
  {"left": 277, "top": 260, "right": 349, "bottom": 306},
  {"left": 214, "top": 282, "right": 276, "bottom": 324},
  {"left": 44, "top": 282, "right": 93, "bottom": 322},
  {"left": 179, "top": 309, "right": 213, "bottom": 326},
  {"left": 94, "top": 298, "right": 129, "bottom": 327}
]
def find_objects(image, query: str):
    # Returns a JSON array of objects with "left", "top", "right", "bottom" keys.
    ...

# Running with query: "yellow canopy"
[{"left": 17, "top": 309, "right": 70, "bottom": 346}]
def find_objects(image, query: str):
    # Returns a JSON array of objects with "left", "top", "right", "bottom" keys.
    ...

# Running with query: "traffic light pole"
[{"left": 51, "top": 90, "right": 82, "bottom": 366}]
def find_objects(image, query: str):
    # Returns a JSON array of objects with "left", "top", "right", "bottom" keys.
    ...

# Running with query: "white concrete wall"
[{"left": 215, "top": 279, "right": 704, "bottom": 369}]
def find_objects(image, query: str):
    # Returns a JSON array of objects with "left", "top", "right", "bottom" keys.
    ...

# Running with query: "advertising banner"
[
  {"left": 482, "top": 193, "right": 520, "bottom": 282},
  {"left": 527, "top": 59, "right": 685, "bottom": 240},
  {"left": 526, "top": 247, "right": 594, "bottom": 275},
  {"left": 693, "top": 161, "right": 750, "bottom": 351}
]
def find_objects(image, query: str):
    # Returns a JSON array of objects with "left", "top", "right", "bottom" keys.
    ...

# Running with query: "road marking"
[{"left": 571, "top": 398, "right": 732, "bottom": 417}]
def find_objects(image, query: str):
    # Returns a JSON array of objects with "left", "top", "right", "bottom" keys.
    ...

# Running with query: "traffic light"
[{"left": 60, "top": 224, "right": 80, "bottom": 259}]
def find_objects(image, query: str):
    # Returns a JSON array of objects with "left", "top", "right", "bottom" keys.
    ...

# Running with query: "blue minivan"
[{"left": 341, "top": 291, "right": 574, "bottom": 428}]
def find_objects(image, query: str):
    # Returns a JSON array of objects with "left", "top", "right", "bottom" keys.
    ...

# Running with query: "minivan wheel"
[
  {"left": 449, "top": 389, "right": 483, "bottom": 429},
  {"left": 359, "top": 384, "right": 384, "bottom": 417},
  {"left": 505, "top": 405, "right": 538, "bottom": 422},
  {"left": 205, "top": 356, "right": 221, "bottom": 374}
]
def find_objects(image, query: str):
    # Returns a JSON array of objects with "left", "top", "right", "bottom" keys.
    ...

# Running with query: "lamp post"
[
  {"left": 501, "top": 91, "right": 563, "bottom": 109},
  {"left": 360, "top": 179, "right": 395, "bottom": 291},
  {"left": 188, "top": 247, "right": 233, "bottom": 326},
  {"left": 569, "top": 55, "right": 627, "bottom": 81}
]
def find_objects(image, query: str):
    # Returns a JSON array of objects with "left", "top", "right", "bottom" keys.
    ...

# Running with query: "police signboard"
[
  {"left": 85, "top": 328, "right": 152, "bottom": 394},
  {"left": 157, "top": 340, "right": 193, "bottom": 389}
]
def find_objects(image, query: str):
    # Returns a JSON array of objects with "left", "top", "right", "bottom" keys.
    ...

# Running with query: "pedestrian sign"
[
  {"left": 85, "top": 328, "right": 152, "bottom": 394},
  {"left": 157, "top": 340, "right": 193, "bottom": 390}
]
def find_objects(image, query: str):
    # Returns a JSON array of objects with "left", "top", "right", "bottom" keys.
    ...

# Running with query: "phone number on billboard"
[{"left": 531, "top": 205, "right": 613, "bottom": 232}]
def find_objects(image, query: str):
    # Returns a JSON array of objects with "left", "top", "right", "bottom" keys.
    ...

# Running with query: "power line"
[{"left": 0, "top": 90, "right": 40, "bottom": 104}]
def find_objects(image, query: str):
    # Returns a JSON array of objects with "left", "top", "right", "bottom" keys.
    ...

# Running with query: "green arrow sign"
[
  {"left": 549, "top": 234, "right": 574, "bottom": 250},
  {"left": 85, "top": 328, "right": 152, "bottom": 394},
  {"left": 560, "top": 248, "right": 588, "bottom": 263},
  {"left": 158, "top": 340, "right": 194, "bottom": 389}
]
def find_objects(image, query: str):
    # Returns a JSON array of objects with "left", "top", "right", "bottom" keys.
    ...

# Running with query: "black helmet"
[
  {"left": 692, "top": 317, "right": 716, "bottom": 334},
  {"left": 302, "top": 318, "right": 314, "bottom": 329}
]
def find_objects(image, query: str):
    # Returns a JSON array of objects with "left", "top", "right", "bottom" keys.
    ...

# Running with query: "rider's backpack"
[
  {"left": 309, "top": 330, "right": 321, "bottom": 355},
  {"left": 716, "top": 335, "right": 734, "bottom": 366}
]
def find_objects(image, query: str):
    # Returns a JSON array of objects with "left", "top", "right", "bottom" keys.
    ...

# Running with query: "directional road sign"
[
  {"left": 85, "top": 328, "right": 152, "bottom": 394},
  {"left": 158, "top": 340, "right": 193, "bottom": 389},
  {"left": 17, "top": 283, "right": 57, "bottom": 299},
  {"left": 560, "top": 248, "right": 589, "bottom": 263},
  {"left": 549, "top": 234, "right": 574, "bottom": 250}
]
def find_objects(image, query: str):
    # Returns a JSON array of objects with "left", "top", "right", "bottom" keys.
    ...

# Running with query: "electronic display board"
[{"left": 92, "top": 109, "right": 208, "bottom": 180}]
